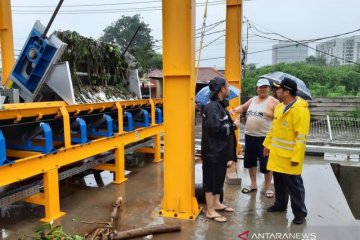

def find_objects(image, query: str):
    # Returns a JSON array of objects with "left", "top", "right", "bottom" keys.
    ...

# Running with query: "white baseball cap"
[{"left": 256, "top": 78, "right": 270, "bottom": 87}]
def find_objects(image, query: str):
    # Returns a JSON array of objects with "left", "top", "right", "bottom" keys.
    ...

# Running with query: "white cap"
[{"left": 256, "top": 78, "right": 270, "bottom": 87}]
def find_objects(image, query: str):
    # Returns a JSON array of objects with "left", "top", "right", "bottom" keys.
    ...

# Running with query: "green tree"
[
  {"left": 100, "top": 15, "right": 163, "bottom": 73},
  {"left": 306, "top": 55, "right": 327, "bottom": 66},
  {"left": 99, "top": 14, "right": 154, "bottom": 50},
  {"left": 129, "top": 43, "right": 163, "bottom": 74},
  {"left": 243, "top": 62, "right": 360, "bottom": 97}
]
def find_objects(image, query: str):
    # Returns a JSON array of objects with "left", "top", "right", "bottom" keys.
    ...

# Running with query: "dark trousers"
[{"left": 273, "top": 172, "right": 307, "bottom": 218}]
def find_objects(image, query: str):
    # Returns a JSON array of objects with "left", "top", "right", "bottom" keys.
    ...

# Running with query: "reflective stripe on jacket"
[{"left": 263, "top": 97, "right": 310, "bottom": 175}]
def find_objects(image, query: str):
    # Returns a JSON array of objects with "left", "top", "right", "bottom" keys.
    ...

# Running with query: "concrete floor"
[{"left": 0, "top": 156, "right": 359, "bottom": 240}]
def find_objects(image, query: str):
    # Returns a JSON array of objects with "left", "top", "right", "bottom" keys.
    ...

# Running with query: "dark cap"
[
  {"left": 209, "top": 77, "right": 226, "bottom": 99},
  {"left": 273, "top": 77, "right": 297, "bottom": 93}
]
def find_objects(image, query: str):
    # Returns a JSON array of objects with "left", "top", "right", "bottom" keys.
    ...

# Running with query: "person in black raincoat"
[{"left": 201, "top": 77, "right": 240, "bottom": 223}]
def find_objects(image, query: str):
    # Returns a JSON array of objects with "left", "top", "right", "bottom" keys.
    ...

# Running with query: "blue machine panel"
[
  {"left": 10, "top": 21, "right": 66, "bottom": 102},
  {"left": 0, "top": 130, "right": 7, "bottom": 166},
  {"left": 12, "top": 27, "right": 57, "bottom": 93}
]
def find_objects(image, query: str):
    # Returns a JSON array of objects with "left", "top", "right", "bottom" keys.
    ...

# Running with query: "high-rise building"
[
  {"left": 316, "top": 35, "right": 360, "bottom": 65},
  {"left": 272, "top": 42, "right": 308, "bottom": 65}
]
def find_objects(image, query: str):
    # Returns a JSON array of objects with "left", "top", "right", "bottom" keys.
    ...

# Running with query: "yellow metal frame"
[
  {"left": 226, "top": 0, "right": 243, "bottom": 153},
  {"left": 0, "top": 0, "right": 243, "bottom": 224},
  {"left": 161, "top": 0, "right": 200, "bottom": 220},
  {"left": 0, "top": 99, "right": 163, "bottom": 222},
  {"left": 0, "top": 0, "right": 14, "bottom": 87}
]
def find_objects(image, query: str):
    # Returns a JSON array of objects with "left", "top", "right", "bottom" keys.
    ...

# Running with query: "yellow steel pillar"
[
  {"left": 0, "top": 0, "right": 15, "bottom": 87},
  {"left": 153, "top": 133, "right": 162, "bottom": 163},
  {"left": 24, "top": 169, "right": 65, "bottom": 222},
  {"left": 161, "top": 0, "right": 200, "bottom": 220},
  {"left": 113, "top": 145, "right": 128, "bottom": 184},
  {"left": 150, "top": 99, "right": 162, "bottom": 163},
  {"left": 60, "top": 106, "right": 71, "bottom": 148},
  {"left": 115, "top": 102, "right": 124, "bottom": 134},
  {"left": 225, "top": 0, "right": 243, "bottom": 153},
  {"left": 93, "top": 146, "right": 128, "bottom": 184},
  {"left": 42, "top": 169, "right": 65, "bottom": 222},
  {"left": 94, "top": 103, "right": 127, "bottom": 184}
]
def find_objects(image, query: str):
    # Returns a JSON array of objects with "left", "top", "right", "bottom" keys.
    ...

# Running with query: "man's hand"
[
  {"left": 263, "top": 148, "right": 270, "bottom": 157},
  {"left": 291, "top": 161, "right": 299, "bottom": 166},
  {"left": 233, "top": 118, "right": 240, "bottom": 128},
  {"left": 230, "top": 108, "right": 236, "bottom": 115},
  {"left": 227, "top": 160, "right": 235, "bottom": 168}
]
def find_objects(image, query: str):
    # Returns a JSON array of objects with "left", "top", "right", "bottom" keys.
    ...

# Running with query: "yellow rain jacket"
[{"left": 263, "top": 97, "right": 310, "bottom": 175}]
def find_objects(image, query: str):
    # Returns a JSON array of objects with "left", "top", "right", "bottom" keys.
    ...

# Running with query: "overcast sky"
[{"left": 6, "top": 0, "right": 360, "bottom": 69}]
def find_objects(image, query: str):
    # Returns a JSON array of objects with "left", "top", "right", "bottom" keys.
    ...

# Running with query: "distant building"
[
  {"left": 316, "top": 35, "right": 360, "bottom": 65},
  {"left": 272, "top": 42, "right": 308, "bottom": 65}
]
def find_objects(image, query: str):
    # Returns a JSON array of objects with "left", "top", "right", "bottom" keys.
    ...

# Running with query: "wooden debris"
[
  {"left": 110, "top": 197, "right": 123, "bottom": 225},
  {"left": 110, "top": 224, "right": 181, "bottom": 240}
]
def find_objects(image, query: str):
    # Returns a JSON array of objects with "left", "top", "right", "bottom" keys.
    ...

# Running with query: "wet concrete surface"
[
  {"left": 0, "top": 155, "right": 359, "bottom": 240},
  {"left": 333, "top": 164, "right": 360, "bottom": 220}
]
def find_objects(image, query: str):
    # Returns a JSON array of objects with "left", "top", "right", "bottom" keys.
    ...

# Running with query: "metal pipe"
[
  {"left": 121, "top": 25, "right": 141, "bottom": 57},
  {"left": 42, "top": 0, "right": 64, "bottom": 39}
]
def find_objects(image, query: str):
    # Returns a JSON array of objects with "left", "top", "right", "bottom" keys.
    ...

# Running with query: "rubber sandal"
[
  {"left": 215, "top": 206, "right": 235, "bottom": 212},
  {"left": 265, "top": 189, "right": 274, "bottom": 198},
  {"left": 241, "top": 186, "right": 257, "bottom": 193},
  {"left": 206, "top": 215, "right": 227, "bottom": 222}
]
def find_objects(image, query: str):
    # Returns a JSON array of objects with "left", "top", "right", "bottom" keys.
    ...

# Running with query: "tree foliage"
[
  {"left": 99, "top": 14, "right": 154, "bottom": 51},
  {"left": 99, "top": 15, "right": 162, "bottom": 75},
  {"left": 129, "top": 43, "right": 163, "bottom": 74},
  {"left": 243, "top": 62, "right": 360, "bottom": 97},
  {"left": 305, "top": 55, "right": 326, "bottom": 66},
  {"left": 57, "top": 30, "right": 128, "bottom": 87}
]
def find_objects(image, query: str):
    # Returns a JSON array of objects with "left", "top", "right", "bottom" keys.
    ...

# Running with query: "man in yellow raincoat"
[{"left": 263, "top": 78, "right": 310, "bottom": 225}]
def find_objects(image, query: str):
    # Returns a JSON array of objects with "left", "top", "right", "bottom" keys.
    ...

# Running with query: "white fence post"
[{"left": 326, "top": 115, "right": 333, "bottom": 141}]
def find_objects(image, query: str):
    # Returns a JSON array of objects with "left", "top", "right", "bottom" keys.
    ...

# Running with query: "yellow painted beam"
[
  {"left": 1, "top": 102, "right": 66, "bottom": 121},
  {"left": 136, "top": 147, "right": 155, "bottom": 154},
  {"left": 161, "top": 0, "right": 200, "bottom": 220},
  {"left": 65, "top": 102, "right": 115, "bottom": 114},
  {"left": 225, "top": 0, "right": 243, "bottom": 153},
  {"left": 0, "top": 124, "right": 163, "bottom": 187},
  {"left": 93, "top": 163, "right": 117, "bottom": 172},
  {"left": 0, "top": 100, "right": 159, "bottom": 122},
  {"left": 23, "top": 193, "right": 46, "bottom": 205},
  {"left": 0, "top": 0, "right": 14, "bottom": 87},
  {"left": 6, "top": 149, "right": 41, "bottom": 158},
  {"left": 3, "top": 101, "right": 66, "bottom": 110}
]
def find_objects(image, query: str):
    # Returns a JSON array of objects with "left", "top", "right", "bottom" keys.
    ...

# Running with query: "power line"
[
  {"left": 12, "top": 1, "right": 162, "bottom": 8},
  {"left": 245, "top": 17, "right": 360, "bottom": 44},
  {"left": 12, "top": 0, "right": 225, "bottom": 8},
  {"left": 196, "top": 20, "right": 225, "bottom": 32},
  {"left": 245, "top": 17, "right": 360, "bottom": 65},
  {"left": 253, "top": 32, "right": 360, "bottom": 65},
  {"left": 12, "top": 1, "right": 226, "bottom": 14},
  {"left": 196, "top": 33, "right": 225, "bottom": 52}
]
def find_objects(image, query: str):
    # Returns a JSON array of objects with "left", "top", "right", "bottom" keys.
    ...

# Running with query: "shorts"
[
  {"left": 202, "top": 160, "right": 227, "bottom": 195},
  {"left": 243, "top": 134, "right": 269, "bottom": 174}
]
